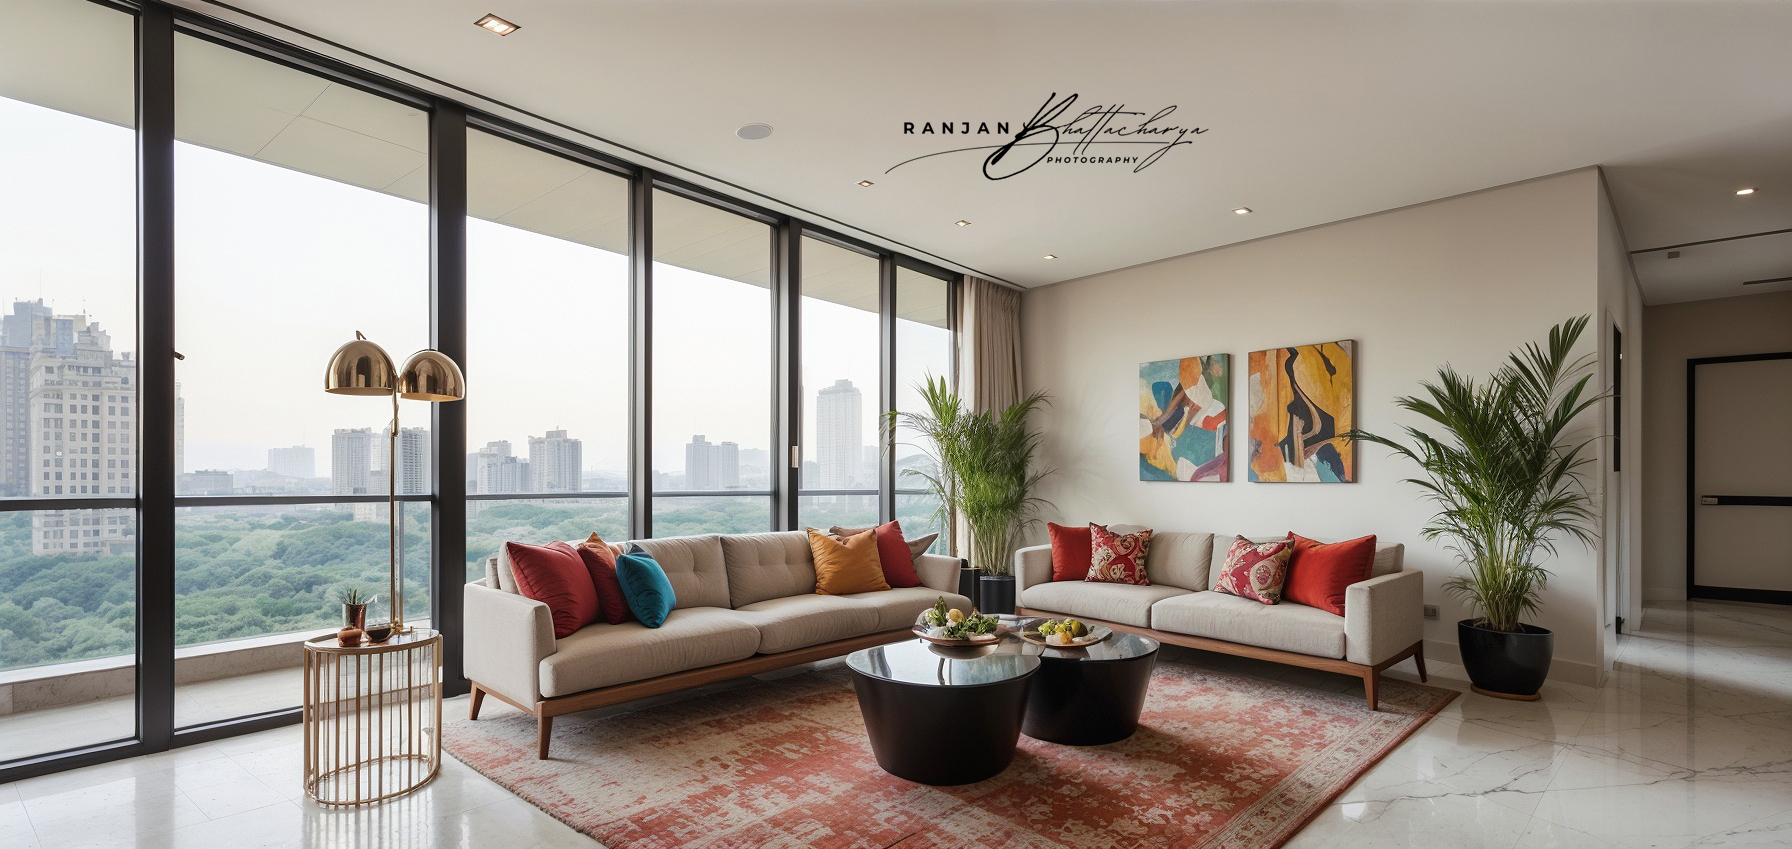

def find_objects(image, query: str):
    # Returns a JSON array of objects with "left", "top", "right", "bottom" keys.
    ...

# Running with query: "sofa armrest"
[
  {"left": 913, "top": 552, "right": 964, "bottom": 595},
  {"left": 1344, "top": 570, "right": 1425, "bottom": 666},
  {"left": 464, "top": 582, "right": 555, "bottom": 707},
  {"left": 1015, "top": 544, "right": 1053, "bottom": 593}
]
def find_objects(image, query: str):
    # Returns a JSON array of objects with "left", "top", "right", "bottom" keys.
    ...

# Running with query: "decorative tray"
[
  {"left": 911, "top": 624, "right": 1010, "bottom": 646},
  {"left": 1018, "top": 623, "right": 1113, "bottom": 648}
]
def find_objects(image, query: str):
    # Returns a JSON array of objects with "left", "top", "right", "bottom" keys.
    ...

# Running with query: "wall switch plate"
[{"left": 1423, "top": 604, "right": 1440, "bottom": 620}]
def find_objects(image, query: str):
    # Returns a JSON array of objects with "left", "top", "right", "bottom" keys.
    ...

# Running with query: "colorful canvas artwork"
[
  {"left": 1248, "top": 341, "right": 1355, "bottom": 483},
  {"left": 1139, "top": 354, "right": 1229, "bottom": 482}
]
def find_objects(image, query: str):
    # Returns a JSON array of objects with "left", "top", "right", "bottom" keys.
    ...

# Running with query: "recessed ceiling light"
[
  {"left": 858, "top": 180, "right": 875, "bottom": 188},
  {"left": 474, "top": 13, "right": 519, "bottom": 35},
  {"left": 955, "top": 220, "right": 971, "bottom": 227},
  {"left": 1232, "top": 207, "right": 1253, "bottom": 215},
  {"left": 736, "top": 123, "right": 773, "bottom": 140},
  {"left": 1043, "top": 254, "right": 1057, "bottom": 260},
  {"left": 1736, "top": 187, "right": 1757, "bottom": 196}
]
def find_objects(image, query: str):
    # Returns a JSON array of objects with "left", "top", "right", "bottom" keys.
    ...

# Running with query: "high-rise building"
[
  {"left": 370, "top": 427, "right": 430, "bottom": 495},
  {"left": 268, "top": 445, "right": 315, "bottom": 479},
  {"left": 331, "top": 427, "right": 375, "bottom": 495},
  {"left": 715, "top": 440, "right": 740, "bottom": 489},
  {"left": 685, "top": 434, "right": 715, "bottom": 490},
  {"left": 528, "top": 428, "right": 582, "bottom": 493},
  {"left": 180, "top": 469, "right": 233, "bottom": 495},
  {"left": 816, "top": 378, "right": 864, "bottom": 489},
  {"left": 471, "top": 440, "right": 529, "bottom": 494},
  {"left": 0, "top": 300, "right": 140, "bottom": 554}
]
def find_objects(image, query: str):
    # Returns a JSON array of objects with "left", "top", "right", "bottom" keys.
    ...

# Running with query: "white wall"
[
  {"left": 1640, "top": 290, "right": 1792, "bottom": 602},
  {"left": 1595, "top": 171, "right": 1646, "bottom": 656},
  {"left": 1021, "top": 169, "right": 1610, "bottom": 686}
]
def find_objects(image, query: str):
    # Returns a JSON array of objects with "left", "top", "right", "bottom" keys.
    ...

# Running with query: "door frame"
[{"left": 1686, "top": 351, "right": 1792, "bottom": 604}]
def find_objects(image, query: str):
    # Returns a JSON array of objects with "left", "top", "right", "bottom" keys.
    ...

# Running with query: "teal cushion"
[{"left": 615, "top": 547, "right": 677, "bottom": 628}]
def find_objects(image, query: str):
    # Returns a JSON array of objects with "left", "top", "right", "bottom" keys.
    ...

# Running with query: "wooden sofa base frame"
[
  {"left": 469, "top": 627, "right": 916, "bottom": 759},
  {"left": 1014, "top": 606, "right": 1426, "bottom": 711}
]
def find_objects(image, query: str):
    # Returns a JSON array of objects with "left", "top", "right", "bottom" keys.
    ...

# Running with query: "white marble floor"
[{"left": 4, "top": 600, "right": 1788, "bottom": 849}]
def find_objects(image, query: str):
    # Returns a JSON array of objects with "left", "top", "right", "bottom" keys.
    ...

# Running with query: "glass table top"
[{"left": 847, "top": 639, "right": 1039, "bottom": 687}]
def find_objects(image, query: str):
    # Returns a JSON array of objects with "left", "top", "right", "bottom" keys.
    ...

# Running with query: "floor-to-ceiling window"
[
  {"left": 170, "top": 33, "right": 432, "bottom": 727},
  {"left": 0, "top": 0, "right": 140, "bottom": 762},
  {"left": 650, "top": 190, "right": 774, "bottom": 536},
  {"left": 465, "top": 129, "right": 630, "bottom": 579},
  {"left": 796, "top": 236, "right": 882, "bottom": 530},
  {"left": 0, "top": 0, "right": 958, "bottom": 782},
  {"left": 893, "top": 266, "right": 955, "bottom": 551}
]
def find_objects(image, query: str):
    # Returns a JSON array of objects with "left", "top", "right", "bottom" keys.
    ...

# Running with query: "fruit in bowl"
[
  {"left": 1034, "top": 618, "right": 1090, "bottom": 644},
  {"left": 918, "top": 597, "right": 1002, "bottom": 640}
]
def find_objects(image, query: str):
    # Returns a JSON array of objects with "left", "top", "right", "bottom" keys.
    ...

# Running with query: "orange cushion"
[
  {"left": 807, "top": 528, "right": 891, "bottom": 595},
  {"left": 1283, "top": 532, "right": 1377, "bottom": 615},
  {"left": 1048, "top": 522, "right": 1094, "bottom": 581}
]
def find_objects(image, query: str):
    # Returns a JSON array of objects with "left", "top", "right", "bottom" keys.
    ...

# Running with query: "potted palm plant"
[
  {"left": 889, "top": 376, "right": 1051, "bottom": 614},
  {"left": 1348, "top": 316, "right": 1601, "bottom": 700}
]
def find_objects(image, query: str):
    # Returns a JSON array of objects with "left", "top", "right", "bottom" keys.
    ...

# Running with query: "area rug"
[{"left": 444, "top": 660, "right": 1455, "bottom": 849}]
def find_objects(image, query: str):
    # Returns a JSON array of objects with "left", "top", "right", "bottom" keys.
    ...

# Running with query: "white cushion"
[
  {"left": 720, "top": 532, "right": 816, "bottom": 607},
  {"left": 840, "top": 586, "right": 973, "bottom": 631},
  {"left": 538, "top": 607, "right": 759, "bottom": 697},
  {"left": 1019, "top": 581, "right": 1188, "bottom": 628},
  {"left": 1146, "top": 531, "right": 1215, "bottom": 591},
  {"left": 624, "top": 535, "right": 732, "bottom": 610},
  {"left": 732, "top": 595, "right": 881, "bottom": 654},
  {"left": 1150, "top": 592, "right": 1346, "bottom": 658}
]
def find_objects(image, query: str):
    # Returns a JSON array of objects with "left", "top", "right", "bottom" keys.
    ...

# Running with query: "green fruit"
[{"left": 1070, "top": 621, "right": 1088, "bottom": 638}]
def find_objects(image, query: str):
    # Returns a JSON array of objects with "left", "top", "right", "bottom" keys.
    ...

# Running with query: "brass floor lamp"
[{"left": 324, "top": 331, "right": 464, "bottom": 632}]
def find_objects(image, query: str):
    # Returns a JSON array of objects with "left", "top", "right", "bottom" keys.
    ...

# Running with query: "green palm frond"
[
  {"left": 1344, "top": 315, "right": 1604, "bottom": 632},
  {"left": 884, "top": 375, "right": 1053, "bottom": 576}
]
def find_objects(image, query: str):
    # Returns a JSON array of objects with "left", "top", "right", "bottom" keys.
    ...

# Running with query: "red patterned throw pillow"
[
  {"left": 1086, "top": 525, "right": 1153, "bottom": 585},
  {"left": 1214, "top": 536, "right": 1294, "bottom": 605}
]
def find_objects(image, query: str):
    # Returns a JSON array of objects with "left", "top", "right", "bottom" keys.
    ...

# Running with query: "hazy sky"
[{"left": 0, "top": 94, "right": 950, "bottom": 480}]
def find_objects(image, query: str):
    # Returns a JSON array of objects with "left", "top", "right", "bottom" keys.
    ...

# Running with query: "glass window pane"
[
  {"left": 0, "top": 0, "right": 137, "bottom": 762},
  {"left": 0, "top": 509, "right": 137, "bottom": 760},
  {"left": 651, "top": 191, "right": 771, "bottom": 496},
  {"left": 797, "top": 494, "right": 879, "bottom": 532},
  {"left": 173, "top": 502, "right": 430, "bottom": 727},
  {"left": 799, "top": 238, "right": 880, "bottom": 498},
  {"left": 894, "top": 268, "right": 952, "bottom": 549},
  {"left": 466, "top": 498, "right": 628, "bottom": 583},
  {"left": 652, "top": 495, "right": 770, "bottom": 536},
  {"left": 174, "top": 33, "right": 430, "bottom": 496},
  {"left": 467, "top": 130, "right": 628, "bottom": 496}
]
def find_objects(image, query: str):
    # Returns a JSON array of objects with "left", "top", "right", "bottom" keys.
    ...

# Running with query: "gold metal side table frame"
[{"left": 302, "top": 628, "right": 442, "bottom": 806}]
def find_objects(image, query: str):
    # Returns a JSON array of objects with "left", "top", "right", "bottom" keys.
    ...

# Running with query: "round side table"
[{"left": 302, "top": 628, "right": 442, "bottom": 805}]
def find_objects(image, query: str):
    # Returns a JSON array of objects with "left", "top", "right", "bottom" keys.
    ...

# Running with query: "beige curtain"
[
  {"left": 952, "top": 276, "right": 1024, "bottom": 564},
  {"left": 956, "top": 276, "right": 1023, "bottom": 414}
]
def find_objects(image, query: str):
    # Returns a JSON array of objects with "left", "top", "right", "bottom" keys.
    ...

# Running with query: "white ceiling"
[{"left": 115, "top": 1, "right": 1792, "bottom": 294}]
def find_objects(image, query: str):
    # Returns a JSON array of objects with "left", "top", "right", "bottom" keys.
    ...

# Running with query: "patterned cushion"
[
  {"left": 1086, "top": 525, "right": 1153, "bottom": 585},
  {"left": 1214, "top": 536, "right": 1293, "bottom": 604}
]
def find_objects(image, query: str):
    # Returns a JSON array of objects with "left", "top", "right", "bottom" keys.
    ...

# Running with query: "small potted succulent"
[{"left": 339, "top": 587, "right": 368, "bottom": 632}]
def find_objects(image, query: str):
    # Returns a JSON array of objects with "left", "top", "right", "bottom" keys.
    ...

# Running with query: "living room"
[{"left": 3, "top": 1, "right": 1791, "bottom": 847}]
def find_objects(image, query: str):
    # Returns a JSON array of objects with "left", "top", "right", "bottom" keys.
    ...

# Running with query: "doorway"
[{"left": 1687, "top": 352, "right": 1792, "bottom": 604}]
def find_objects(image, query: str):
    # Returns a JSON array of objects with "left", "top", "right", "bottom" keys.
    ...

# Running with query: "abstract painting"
[
  {"left": 1248, "top": 341, "right": 1355, "bottom": 483},
  {"left": 1140, "top": 354, "right": 1229, "bottom": 482}
]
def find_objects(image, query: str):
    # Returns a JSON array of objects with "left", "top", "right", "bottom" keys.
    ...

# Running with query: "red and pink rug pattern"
[{"left": 444, "top": 660, "right": 1454, "bottom": 849}]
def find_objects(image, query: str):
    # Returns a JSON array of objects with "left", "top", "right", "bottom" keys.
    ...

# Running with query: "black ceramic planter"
[
  {"left": 979, "top": 575, "right": 1016, "bottom": 615},
  {"left": 1458, "top": 619, "right": 1553, "bottom": 700},
  {"left": 956, "top": 566, "right": 980, "bottom": 609}
]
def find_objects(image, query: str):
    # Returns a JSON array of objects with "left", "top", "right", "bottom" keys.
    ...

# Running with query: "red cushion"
[
  {"left": 1048, "top": 522, "right": 1094, "bottom": 581},
  {"left": 1283, "top": 532, "right": 1377, "bottom": 615},
  {"left": 506, "top": 540, "right": 599, "bottom": 638},
  {"left": 1214, "top": 536, "right": 1293, "bottom": 604},
  {"left": 869, "top": 521, "right": 923, "bottom": 588},
  {"left": 576, "top": 533, "right": 634, "bottom": 625},
  {"left": 1086, "top": 524, "right": 1153, "bottom": 585}
]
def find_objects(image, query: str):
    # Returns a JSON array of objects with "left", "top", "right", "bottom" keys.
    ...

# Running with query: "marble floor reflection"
[{"left": 5, "top": 600, "right": 1789, "bottom": 849}]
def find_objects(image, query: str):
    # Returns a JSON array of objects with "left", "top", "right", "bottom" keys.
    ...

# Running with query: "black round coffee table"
[
  {"left": 1005, "top": 627, "right": 1159, "bottom": 745},
  {"left": 846, "top": 640, "right": 1038, "bottom": 785}
]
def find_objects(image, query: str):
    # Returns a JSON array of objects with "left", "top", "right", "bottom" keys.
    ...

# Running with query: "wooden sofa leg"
[
  {"left": 1364, "top": 670, "right": 1380, "bottom": 711},
  {"left": 537, "top": 714, "right": 554, "bottom": 760},
  {"left": 468, "top": 684, "right": 486, "bottom": 720},
  {"left": 1414, "top": 644, "right": 1429, "bottom": 682}
]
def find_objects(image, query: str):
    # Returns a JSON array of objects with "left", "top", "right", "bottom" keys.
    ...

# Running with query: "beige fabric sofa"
[
  {"left": 1014, "top": 527, "right": 1426, "bottom": 709},
  {"left": 465, "top": 531, "right": 971, "bottom": 758}
]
